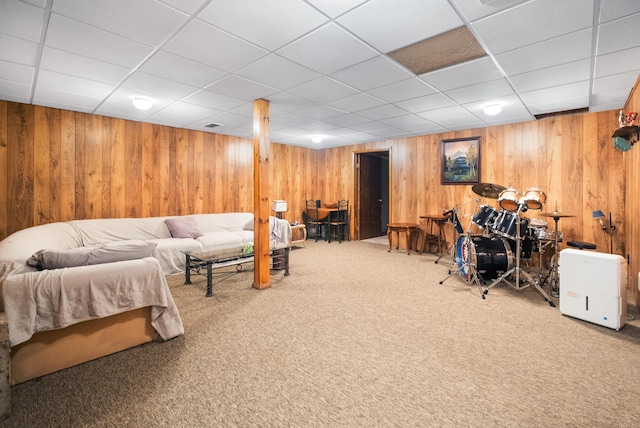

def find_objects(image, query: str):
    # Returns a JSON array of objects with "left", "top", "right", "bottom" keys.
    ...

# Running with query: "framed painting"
[{"left": 441, "top": 136, "right": 481, "bottom": 184}]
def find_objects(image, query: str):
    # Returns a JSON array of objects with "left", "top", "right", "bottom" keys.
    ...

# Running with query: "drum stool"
[{"left": 566, "top": 241, "right": 596, "bottom": 250}]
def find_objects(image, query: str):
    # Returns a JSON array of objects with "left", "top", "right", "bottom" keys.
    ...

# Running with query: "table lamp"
[{"left": 271, "top": 200, "right": 287, "bottom": 219}]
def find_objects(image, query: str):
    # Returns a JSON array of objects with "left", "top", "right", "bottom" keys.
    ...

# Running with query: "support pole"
[{"left": 253, "top": 99, "right": 271, "bottom": 289}]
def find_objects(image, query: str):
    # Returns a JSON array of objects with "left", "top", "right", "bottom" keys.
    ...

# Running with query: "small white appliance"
[{"left": 559, "top": 249, "right": 627, "bottom": 330}]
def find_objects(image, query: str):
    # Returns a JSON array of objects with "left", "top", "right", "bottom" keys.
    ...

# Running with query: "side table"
[
  {"left": 387, "top": 223, "right": 420, "bottom": 255},
  {"left": 290, "top": 224, "right": 307, "bottom": 247}
]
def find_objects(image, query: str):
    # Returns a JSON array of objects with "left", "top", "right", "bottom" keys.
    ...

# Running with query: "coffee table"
[{"left": 183, "top": 246, "right": 290, "bottom": 297}]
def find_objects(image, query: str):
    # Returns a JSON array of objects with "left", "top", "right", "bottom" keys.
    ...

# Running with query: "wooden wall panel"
[
  {"left": 624, "top": 75, "right": 640, "bottom": 307},
  {"left": 7, "top": 103, "right": 34, "bottom": 234},
  {"left": 0, "top": 101, "right": 7, "bottom": 239}
]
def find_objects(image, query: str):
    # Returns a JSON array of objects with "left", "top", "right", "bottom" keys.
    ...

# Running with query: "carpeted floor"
[{"left": 4, "top": 240, "right": 640, "bottom": 427}]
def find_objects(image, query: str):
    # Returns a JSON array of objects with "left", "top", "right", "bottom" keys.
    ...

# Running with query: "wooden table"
[
  {"left": 419, "top": 214, "right": 448, "bottom": 254},
  {"left": 386, "top": 223, "right": 420, "bottom": 255}
]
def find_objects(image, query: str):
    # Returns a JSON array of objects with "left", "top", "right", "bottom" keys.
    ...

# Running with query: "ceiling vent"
[
  {"left": 534, "top": 108, "right": 589, "bottom": 120},
  {"left": 388, "top": 26, "right": 486, "bottom": 76},
  {"left": 204, "top": 123, "right": 221, "bottom": 128}
]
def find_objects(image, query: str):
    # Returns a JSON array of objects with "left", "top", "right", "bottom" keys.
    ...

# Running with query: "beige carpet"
[{"left": 4, "top": 241, "right": 640, "bottom": 427}]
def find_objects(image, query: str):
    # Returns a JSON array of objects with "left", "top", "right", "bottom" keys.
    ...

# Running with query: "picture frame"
[{"left": 441, "top": 136, "right": 481, "bottom": 185}]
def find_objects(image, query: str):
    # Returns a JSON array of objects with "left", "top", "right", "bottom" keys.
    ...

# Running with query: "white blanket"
[{"left": 2, "top": 257, "right": 184, "bottom": 347}]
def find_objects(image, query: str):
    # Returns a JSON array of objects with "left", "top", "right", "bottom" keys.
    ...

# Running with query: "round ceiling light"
[
  {"left": 483, "top": 104, "right": 502, "bottom": 116},
  {"left": 132, "top": 97, "right": 153, "bottom": 110},
  {"left": 311, "top": 135, "right": 323, "bottom": 144}
]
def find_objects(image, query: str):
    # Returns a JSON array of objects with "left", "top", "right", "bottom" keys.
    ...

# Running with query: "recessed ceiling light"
[
  {"left": 132, "top": 97, "right": 152, "bottom": 110},
  {"left": 483, "top": 104, "right": 502, "bottom": 116},
  {"left": 311, "top": 135, "right": 323, "bottom": 144}
]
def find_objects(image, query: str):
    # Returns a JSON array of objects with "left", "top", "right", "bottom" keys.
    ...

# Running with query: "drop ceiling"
[{"left": 1, "top": 0, "right": 639, "bottom": 149}]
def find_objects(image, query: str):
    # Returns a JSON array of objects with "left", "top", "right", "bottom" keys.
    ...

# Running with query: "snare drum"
[
  {"left": 472, "top": 204, "right": 499, "bottom": 229},
  {"left": 493, "top": 211, "right": 529, "bottom": 239},
  {"left": 498, "top": 188, "right": 520, "bottom": 211},
  {"left": 522, "top": 188, "right": 546, "bottom": 210}
]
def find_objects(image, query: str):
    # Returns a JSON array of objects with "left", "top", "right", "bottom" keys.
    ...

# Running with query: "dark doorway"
[{"left": 355, "top": 150, "right": 390, "bottom": 240}]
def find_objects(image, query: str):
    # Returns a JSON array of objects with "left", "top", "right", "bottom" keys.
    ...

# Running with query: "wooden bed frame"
[{"left": 10, "top": 307, "right": 155, "bottom": 385}]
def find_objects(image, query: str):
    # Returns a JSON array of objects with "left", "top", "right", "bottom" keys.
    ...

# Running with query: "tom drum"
[
  {"left": 498, "top": 188, "right": 521, "bottom": 211},
  {"left": 493, "top": 211, "right": 529, "bottom": 240},
  {"left": 522, "top": 188, "right": 547, "bottom": 210},
  {"left": 472, "top": 204, "right": 499, "bottom": 230}
]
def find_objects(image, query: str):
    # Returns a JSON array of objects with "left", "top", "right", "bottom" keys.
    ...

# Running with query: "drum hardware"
[
  {"left": 435, "top": 207, "right": 462, "bottom": 265},
  {"left": 538, "top": 211, "right": 575, "bottom": 297},
  {"left": 482, "top": 202, "right": 557, "bottom": 307},
  {"left": 439, "top": 198, "right": 486, "bottom": 295}
]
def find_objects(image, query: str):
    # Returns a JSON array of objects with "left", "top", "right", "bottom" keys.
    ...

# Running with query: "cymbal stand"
[
  {"left": 538, "top": 215, "right": 561, "bottom": 298},
  {"left": 482, "top": 204, "right": 556, "bottom": 307},
  {"left": 439, "top": 199, "right": 484, "bottom": 296}
]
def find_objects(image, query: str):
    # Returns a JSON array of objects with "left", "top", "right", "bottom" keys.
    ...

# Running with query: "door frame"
[{"left": 353, "top": 148, "right": 392, "bottom": 240}]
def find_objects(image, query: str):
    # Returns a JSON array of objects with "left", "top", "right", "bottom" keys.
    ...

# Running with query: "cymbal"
[
  {"left": 540, "top": 211, "right": 575, "bottom": 218},
  {"left": 472, "top": 182, "right": 506, "bottom": 199}
]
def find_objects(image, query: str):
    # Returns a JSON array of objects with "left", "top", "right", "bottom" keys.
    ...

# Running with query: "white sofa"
[{"left": 0, "top": 212, "right": 291, "bottom": 386}]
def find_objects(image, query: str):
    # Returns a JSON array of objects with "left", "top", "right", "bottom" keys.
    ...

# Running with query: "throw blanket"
[
  {"left": 2, "top": 257, "right": 184, "bottom": 347},
  {"left": 269, "top": 216, "right": 292, "bottom": 249}
]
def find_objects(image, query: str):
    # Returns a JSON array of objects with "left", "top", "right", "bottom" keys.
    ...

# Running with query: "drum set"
[{"left": 439, "top": 183, "right": 566, "bottom": 307}]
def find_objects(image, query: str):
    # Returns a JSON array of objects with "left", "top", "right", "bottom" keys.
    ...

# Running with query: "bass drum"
[{"left": 456, "top": 235, "right": 514, "bottom": 280}]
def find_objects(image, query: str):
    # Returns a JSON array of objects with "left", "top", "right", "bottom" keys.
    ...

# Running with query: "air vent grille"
[{"left": 204, "top": 123, "right": 221, "bottom": 128}]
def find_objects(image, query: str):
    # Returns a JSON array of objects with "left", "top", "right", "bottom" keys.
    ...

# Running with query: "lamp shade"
[{"left": 271, "top": 200, "right": 288, "bottom": 213}]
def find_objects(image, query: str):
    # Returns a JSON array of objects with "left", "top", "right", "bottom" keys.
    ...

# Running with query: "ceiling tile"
[
  {"left": 0, "top": 33, "right": 39, "bottom": 66},
  {"left": 337, "top": 0, "right": 463, "bottom": 52},
  {"left": 33, "top": 87, "right": 104, "bottom": 112},
  {"left": 199, "top": 0, "right": 327, "bottom": 51},
  {"left": 593, "top": 70, "right": 640, "bottom": 93},
  {"left": 330, "top": 55, "right": 413, "bottom": 91},
  {"left": 235, "top": 54, "right": 321, "bottom": 90},
  {"left": 306, "top": 0, "right": 368, "bottom": 18},
  {"left": 163, "top": 19, "right": 267, "bottom": 72},
  {"left": 287, "top": 76, "right": 359, "bottom": 104},
  {"left": 472, "top": 0, "right": 593, "bottom": 54},
  {"left": 0, "top": 60, "right": 34, "bottom": 84},
  {"left": 599, "top": 0, "right": 640, "bottom": 23},
  {"left": 46, "top": 13, "right": 154, "bottom": 68},
  {"left": 40, "top": 47, "right": 130, "bottom": 84},
  {"left": 510, "top": 59, "right": 592, "bottom": 93},
  {"left": 595, "top": 46, "right": 640, "bottom": 78},
  {"left": 0, "top": 0, "right": 44, "bottom": 42},
  {"left": 52, "top": 0, "right": 187, "bottom": 45},
  {"left": 158, "top": 0, "right": 208, "bottom": 14},
  {"left": 0, "top": 79, "right": 32, "bottom": 101},
  {"left": 122, "top": 72, "right": 199, "bottom": 100},
  {"left": 37, "top": 69, "right": 116, "bottom": 98},
  {"left": 205, "top": 75, "right": 278, "bottom": 101},
  {"left": 277, "top": 23, "right": 378, "bottom": 75},
  {"left": 451, "top": 0, "right": 529, "bottom": 22},
  {"left": 521, "top": 81, "right": 591, "bottom": 114},
  {"left": 357, "top": 104, "right": 409, "bottom": 121},
  {"left": 394, "top": 93, "right": 456, "bottom": 114},
  {"left": 445, "top": 78, "right": 515, "bottom": 104},
  {"left": 419, "top": 106, "right": 486, "bottom": 130},
  {"left": 494, "top": 29, "right": 593, "bottom": 76},
  {"left": 421, "top": 57, "right": 504, "bottom": 91},
  {"left": 326, "top": 93, "right": 386, "bottom": 112},
  {"left": 147, "top": 102, "right": 221, "bottom": 127},
  {"left": 139, "top": 50, "right": 227, "bottom": 88},
  {"left": 597, "top": 13, "right": 640, "bottom": 55},
  {"left": 366, "top": 77, "right": 437, "bottom": 103},
  {"left": 182, "top": 90, "right": 245, "bottom": 111}
]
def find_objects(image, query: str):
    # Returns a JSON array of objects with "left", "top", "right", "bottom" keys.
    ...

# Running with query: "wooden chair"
[
  {"left": 305, "top": 199, "right": 327, "bottom": 242},
  {"left": 328, "top": 200, "right": 350, "bottom": 243}
]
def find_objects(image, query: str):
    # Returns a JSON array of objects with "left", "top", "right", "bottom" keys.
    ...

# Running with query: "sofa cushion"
[
  {"left": 27, "top": 240, "right": 158, "bottom": 270},
  {"left": 165, "top": 216, "right": 203, "bottom": 239}
]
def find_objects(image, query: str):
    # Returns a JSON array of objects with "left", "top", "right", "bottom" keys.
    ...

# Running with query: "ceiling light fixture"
[
  {"left": 132, "top": 97, "right": 153, "bottom": 110},
  {"left": 311, "top": 135, "right": 323, "bottom": 144},
  {"left": 483, "top": 104, "right": 502, "bottom": 116}
]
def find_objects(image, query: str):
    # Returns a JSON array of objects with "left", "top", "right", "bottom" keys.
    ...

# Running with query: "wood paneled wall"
[
  {"left": 0, "top": 99, "right": 635, "bottom": 306},
  {"left": 623, "top": 75, "right": 640, "bottom": 307}
]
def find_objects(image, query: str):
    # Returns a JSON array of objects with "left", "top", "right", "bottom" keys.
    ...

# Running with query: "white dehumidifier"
[{"left": 558, "top": 249, "right": 627, "bottom": 330}]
